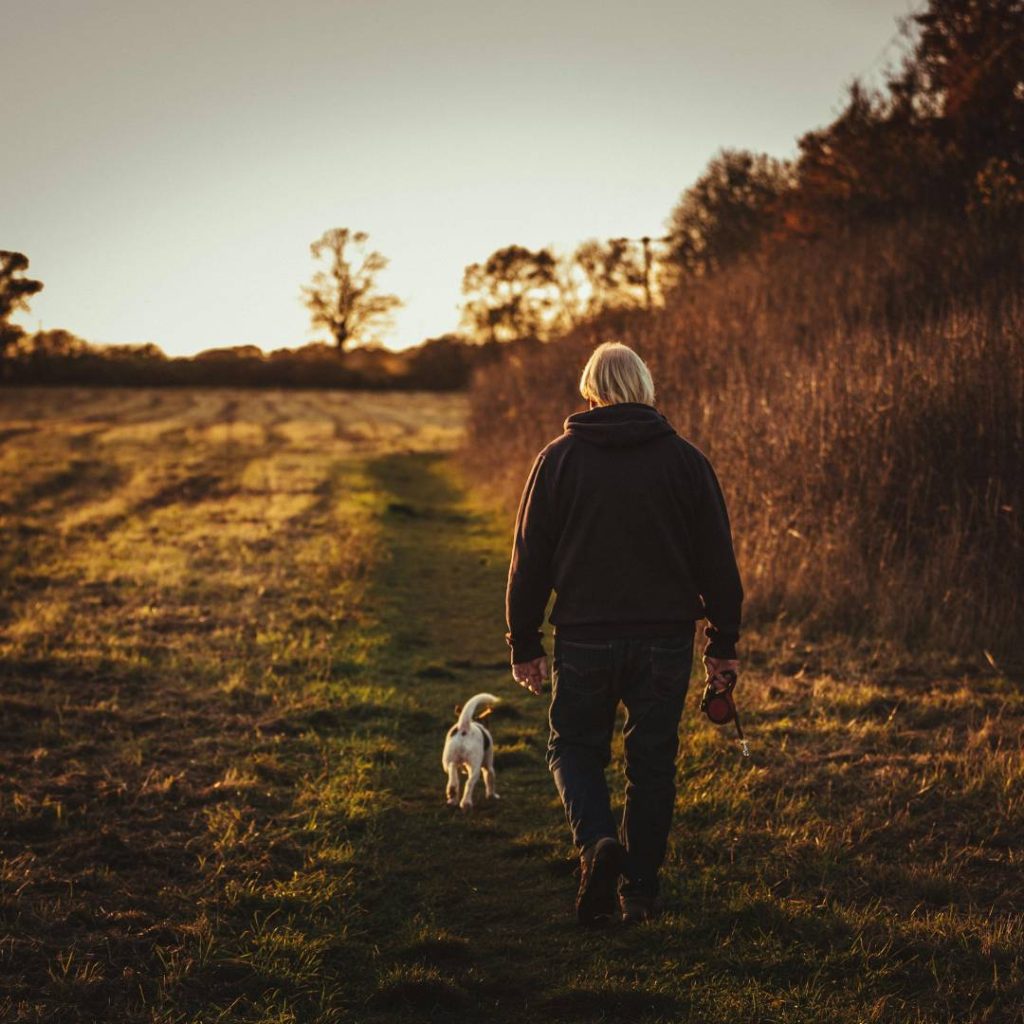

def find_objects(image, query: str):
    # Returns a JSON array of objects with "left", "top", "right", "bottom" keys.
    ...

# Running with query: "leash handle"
[{"left": 702, "top": 671, "right": 751, "bottom": 758}]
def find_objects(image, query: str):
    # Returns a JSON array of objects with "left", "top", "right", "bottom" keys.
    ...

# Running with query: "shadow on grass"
[
  {"left": 541, "top": 987, "right": 682, "bottom": 1022},
  {"left": 371, "top": 965, "right": 470, "bottom": 1012}
]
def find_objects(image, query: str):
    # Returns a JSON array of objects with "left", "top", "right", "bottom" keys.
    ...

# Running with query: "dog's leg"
[
  {"left": 460, "top": 765, "right": 481, "bottom": 812},
  {"left": 445, "top": 762, "right": 459, "bottom": 807},
  {"left": 483, "top": 746, "right": 500, "bottom": 800}
]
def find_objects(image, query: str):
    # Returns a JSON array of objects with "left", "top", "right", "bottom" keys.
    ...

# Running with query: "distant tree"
[
  {"left": 890, "top": 0, "right": 1024, "bottom": 210},
  {"left": 664, "top": 150, "right": 794, "bottom": 280},
  {"left": 549, "top": 252, "right": 586, "bottom": 332},
  {"left": 194, "top": 344, "right": 265, "bottom": 362},
  {"left": 793, "top": 0, "right": 1024, "bottom": 226},
  {"left": 303, "top": 228, "right": 401, "bottom": 352},
  {"left": 460, "top": 245, "right": 559, "bottom": 342},
  {"left": 0, "top": 251, "right": 44, "bottom": 369},
  {"left": 404, "top": 334, "right": 473, "bottom": 389},
  {"left": 24, "top": 329, "right": 89, "bottom": 358},
  {"left": 795, "top": 83, "right": 926, "bottom": 226},
  {"left": 574, "top": 237, "right": 652, "bottom": 315},
  {"left": 106, "top": 342, "right": 167, "bottom": 361},
  {"left": 269, "top": 342, "right": 337, "bottom": 362}
]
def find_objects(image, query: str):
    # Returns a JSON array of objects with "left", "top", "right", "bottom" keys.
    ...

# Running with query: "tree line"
[
  {"left": 303, "top": 0, "right": 1024, "bottom": 350},
  {"left": 458, "top": 0, "right": 1024, "bottom": 661},
  {"left": 456, "top": 0, "right": 1024, "bottom": 341},
  {"left": 0, "top": 230, "right": 534, "bottom": 389},
  {"left": 3, "top": 0, "right": 1021, "bottom": 387}
]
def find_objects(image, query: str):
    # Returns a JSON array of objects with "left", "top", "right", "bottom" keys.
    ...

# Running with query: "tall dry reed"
[{"left": 462, "top": 214, "right": 1024, "bottom": 661}]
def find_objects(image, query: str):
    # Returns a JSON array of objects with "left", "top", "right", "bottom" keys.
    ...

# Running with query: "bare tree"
[{"left": 303, "top": 229, "right": 401, "bottom": 352}]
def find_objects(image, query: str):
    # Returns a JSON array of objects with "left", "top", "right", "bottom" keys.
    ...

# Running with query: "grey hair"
[{"left": 579, "top": 342, "right": 656, "bottom": 407}]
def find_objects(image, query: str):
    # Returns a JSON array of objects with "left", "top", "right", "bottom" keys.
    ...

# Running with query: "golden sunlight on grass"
[{"left": 1, "top": 387, "right": 1020, "bottom": 1023}]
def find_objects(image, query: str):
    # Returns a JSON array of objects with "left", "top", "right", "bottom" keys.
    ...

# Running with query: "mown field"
[{"left": 1, "top": 388, "right": 1021, "bottom": 1024}]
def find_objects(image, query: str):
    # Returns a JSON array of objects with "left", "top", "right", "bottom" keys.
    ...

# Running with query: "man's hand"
[
  {"left": 703, "top": 656, "right": 740, "bottom": 692},
  {"left": 512, "top": 655, "right": 549, "bottom": 696}
]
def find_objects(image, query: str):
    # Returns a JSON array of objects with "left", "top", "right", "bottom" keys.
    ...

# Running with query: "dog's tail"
[{"left": 456, "top": 693, "right": 499, "bottom": 735}]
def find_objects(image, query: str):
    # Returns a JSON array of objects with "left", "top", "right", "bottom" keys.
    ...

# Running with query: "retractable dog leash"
[{"left": 699, "top": 670, "right": 750, "bottom": 758}]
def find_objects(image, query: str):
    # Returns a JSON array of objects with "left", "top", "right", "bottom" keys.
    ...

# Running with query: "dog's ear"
[
  {"left": 476, "top": 706, "right": 493, "bottom": 720},
  {"left": 453, "top": 703, "right": 463, "bottom": 718}
]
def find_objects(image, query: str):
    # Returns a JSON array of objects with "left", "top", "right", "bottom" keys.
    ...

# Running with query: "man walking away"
[{"left": 505, "top": 341, "right": 743, "bottom": 926}]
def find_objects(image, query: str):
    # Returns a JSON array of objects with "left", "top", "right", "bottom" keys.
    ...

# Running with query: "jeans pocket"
[
  {"left": 554, "top": 640, "right": 614, "bottom": 699},
  {"left": 647, "top": 639, "right": 693, "bottom": 702}
]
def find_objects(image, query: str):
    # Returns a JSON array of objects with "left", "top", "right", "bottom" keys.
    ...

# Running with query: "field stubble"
[{"left": 0, "top": 387, "right": 1021, "bottom": 1023}]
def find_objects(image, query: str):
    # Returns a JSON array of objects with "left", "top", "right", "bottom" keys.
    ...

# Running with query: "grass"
[{"left": 1, "top": 388, "right": 1022, "bottom": 1023}]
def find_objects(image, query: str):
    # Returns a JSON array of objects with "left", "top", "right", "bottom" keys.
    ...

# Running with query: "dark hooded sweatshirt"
[{"left": 505, "top": 402, "right": 743, "bottom": 664}]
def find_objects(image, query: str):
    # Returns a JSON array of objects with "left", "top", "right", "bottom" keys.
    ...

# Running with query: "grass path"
[
  {"left": 348, "top": 452, "right": 627, "bottom": 1019},
  {"left": 335, "top": 453, "right": 1024, "bottom": 1024}
]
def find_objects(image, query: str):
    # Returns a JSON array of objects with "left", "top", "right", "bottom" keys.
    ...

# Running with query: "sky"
[{"left": 3, "top": 0, "right": 917, "bottom": 355}]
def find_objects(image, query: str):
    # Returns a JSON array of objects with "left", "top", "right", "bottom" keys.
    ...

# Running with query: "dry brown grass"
[{"left": 462, "top": 215, "right": 1024, "bottom": 664}]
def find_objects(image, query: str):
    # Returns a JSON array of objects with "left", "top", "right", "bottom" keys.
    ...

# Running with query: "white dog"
[{"left": 442, "top": 692, "right": 500, "bottom": 811}]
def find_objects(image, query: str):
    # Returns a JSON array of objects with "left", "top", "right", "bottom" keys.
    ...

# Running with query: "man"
[{"left": 505, "top": 341, "right": 743, "bottom": 926}]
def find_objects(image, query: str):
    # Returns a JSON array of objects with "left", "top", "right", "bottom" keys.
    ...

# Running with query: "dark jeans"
[{"left": 546, "top": 631, "right": 694, "bottom": 897}]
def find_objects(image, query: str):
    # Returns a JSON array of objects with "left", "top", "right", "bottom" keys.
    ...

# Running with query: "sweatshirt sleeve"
[
  {"left": 505, "top": 450, "right": 556, "bottom": 664},
  {"left": 689, "top": 452, "right": 744, "bottom": 660}
]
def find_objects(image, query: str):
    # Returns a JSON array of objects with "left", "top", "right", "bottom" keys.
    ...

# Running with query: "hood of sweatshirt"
[{"left": 563, "top": 402, "right": 677, "bottom": 448}]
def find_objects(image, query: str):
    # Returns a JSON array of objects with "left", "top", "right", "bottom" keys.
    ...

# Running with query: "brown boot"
[{"left": 576, "top": 837, "right": 627, "bottom": 926}]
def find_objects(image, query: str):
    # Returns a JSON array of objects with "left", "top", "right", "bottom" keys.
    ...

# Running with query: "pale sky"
[{"left": 3, "top": 0, "right": 915, "bottom": 355}]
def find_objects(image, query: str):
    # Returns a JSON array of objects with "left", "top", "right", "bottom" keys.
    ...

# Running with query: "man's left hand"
[
  {"left": 703, "top": 656, "right": 740, "bottom": 691},
  {"left": 512, "top": 655, "right": 548, "bottom": 696}
]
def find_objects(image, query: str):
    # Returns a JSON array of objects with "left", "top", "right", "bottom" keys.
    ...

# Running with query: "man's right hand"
[
  {"left": 703, "top": 656, "right": 740, "bottom": 691},
  {"left": 512, "top": 655, "right": 549, "bottom": 696}
]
